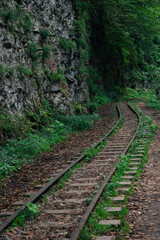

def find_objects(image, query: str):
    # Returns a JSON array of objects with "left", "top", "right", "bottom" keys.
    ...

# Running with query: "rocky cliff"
[{"left": 0, "top": 0, "right": 89, "bottom": 115}]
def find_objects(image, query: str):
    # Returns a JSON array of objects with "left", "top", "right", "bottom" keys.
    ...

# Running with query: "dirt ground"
[{"left": 126, "top": 102, "right": 160, "bottom": 240}]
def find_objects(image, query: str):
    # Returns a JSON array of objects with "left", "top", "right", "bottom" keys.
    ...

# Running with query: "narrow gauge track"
[
  {"left": 1, "top": 102, "right": 140, "bottom": 240},
  {"left": 0, "top": 105, "right": 120, "bottom": 235}
]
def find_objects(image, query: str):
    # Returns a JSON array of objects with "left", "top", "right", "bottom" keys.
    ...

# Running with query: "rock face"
[{"left": 0, "top": 0, "right": 89, "bottom": 115}]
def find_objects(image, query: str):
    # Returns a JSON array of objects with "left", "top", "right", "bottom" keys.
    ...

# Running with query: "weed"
[
  {"left": 40, "top": 29, "right": 50, "bottom": 39},
  {"left": 11, "top": 203, "right": 40, "bottom": 227},
  {"left": 45, "top": 68, "right": 66, "bottom": 82},
  {"left": 42, "top": 45, "right": 52, "bottom": 60},
  {"left": 2, "top": 7, "right": 18, "bottom": 22},
  {"left": 60, "top": 38, "right": 76, "bottom": 53},
  {"left": 27, "top": 42, "right": 40, "bottom": 63},
  {"left": 0, "top": 65, "right": 5, "bottom": 78},
  {"left": 17, "top": 65, "right": 32, "bottom": 77},
  {"left": 22, "top": 13, "right": 32, "bottom": 31}
]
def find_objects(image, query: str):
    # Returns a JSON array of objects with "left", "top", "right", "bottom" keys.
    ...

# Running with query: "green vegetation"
[
  {"left": 40, "top": 29, "right": 50, "bottom": 40},
  {"left": 73, "top": 0, "right": 160, "bottom": 97},
  {"left": 45, "top": 68, "right": 66, "bottom": 82},
  {"left": 42, "top": 45, "right": 52, "bottom": 60},
  {"left": 79, "top": 105, "right": 157, "bottom": 239},
  {"left": 59, "top": 38, "right": 76, "bottom": 53},
  {"left": 27, "top": 42, "right": 40, "bottom": 63},
  {"left": 22, "top": 12, "right": 32, "bottom": 31},
  {"left": 124, "top": 87, "right": 160, "bottom": 111},
  {"left": 0, "top": 65, "right": 5, "bottom": 78},
  {"left": 54, "top": 112, "right": 100, "bottom": 131},
  {"left": 17, "top": 65, "right": 32, "bottom": 77},
  {"left": 0, "top": 101, "right": 102, "bottom": 180},
  {"left": 0, "top": 3, "right": 33, "bottom": 32},
  {"left": 11, "top": 203, "right": 40, "bottom": 227}
]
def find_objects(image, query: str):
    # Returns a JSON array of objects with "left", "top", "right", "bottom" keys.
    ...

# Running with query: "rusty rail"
[
  {"left": 70, "top": 102, "right": 141, "bottom": 240},
  {"left": 0, "top": 104, "right": 121, "bottom": 234}
]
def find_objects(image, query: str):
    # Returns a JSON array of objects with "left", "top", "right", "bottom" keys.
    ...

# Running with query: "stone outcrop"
[{"left": 0, "top": 0, "right": 89, "bottom": 115}]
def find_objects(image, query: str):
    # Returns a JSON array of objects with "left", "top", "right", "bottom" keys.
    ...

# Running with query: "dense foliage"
[{"left": 73, "top": 0, "right": 160, "bottom": 92}]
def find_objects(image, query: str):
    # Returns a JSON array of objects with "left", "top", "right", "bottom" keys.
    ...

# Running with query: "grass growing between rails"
[
  {"left": 0, "top": 203, "right": 40, "bottom": 233},
  {"left": 1, "top": 109, "right": 124, "bottom": 231},
  {"left": 78, "top": 105, "right": 157, "bottom": 240},
  {"left": 0, "top": 111, "right": 100, "bottom": 180}
]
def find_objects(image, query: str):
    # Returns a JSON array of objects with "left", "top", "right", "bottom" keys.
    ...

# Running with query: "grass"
[
  {"left": 1, "top": 106, "right": 124, "bottom": 232},
  {"left": 0, "top": 203, "right": 40, "bottom": 231},
  {"left": 3, "top": 118, "right": 123, "bottom": 231},
  {"left": 78, "top": 103, "right": 157, "bottom": 239},
  {"left": 17, "top": 65, "right": 32, "bottom": 77},
  {"left": 0, "top": 110, "right": 102, "bottom": 180},
  {"left": 54, "top": 112, "right": 100, "bottom": 131}
]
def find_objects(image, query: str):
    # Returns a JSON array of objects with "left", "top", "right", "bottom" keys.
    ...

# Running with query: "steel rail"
[
  {"left": 0, "top": 104, "right": 121, "bottom": 234},
  {"left": 70, "top": 102, "right": 141, "bottom": 240}
]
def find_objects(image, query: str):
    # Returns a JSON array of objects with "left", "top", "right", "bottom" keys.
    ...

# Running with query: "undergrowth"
[
  {"left": 125, "top": 87, "right": 160, "bottom": 113},
  {"left": 5, "top": 117, "right": 122, "bottom": 231},
  {"left": 0, "top": 106, "right": 101, "bottom": 180}
]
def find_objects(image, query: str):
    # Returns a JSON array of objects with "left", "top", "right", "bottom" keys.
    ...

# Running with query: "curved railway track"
[{"left": 0, "top": 101, "right": 140, "bottom": 239}]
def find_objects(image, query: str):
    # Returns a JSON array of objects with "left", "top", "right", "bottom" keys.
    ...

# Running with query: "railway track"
[{"left": 0, "top": 101, "right": 140, "bottom": 239}]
